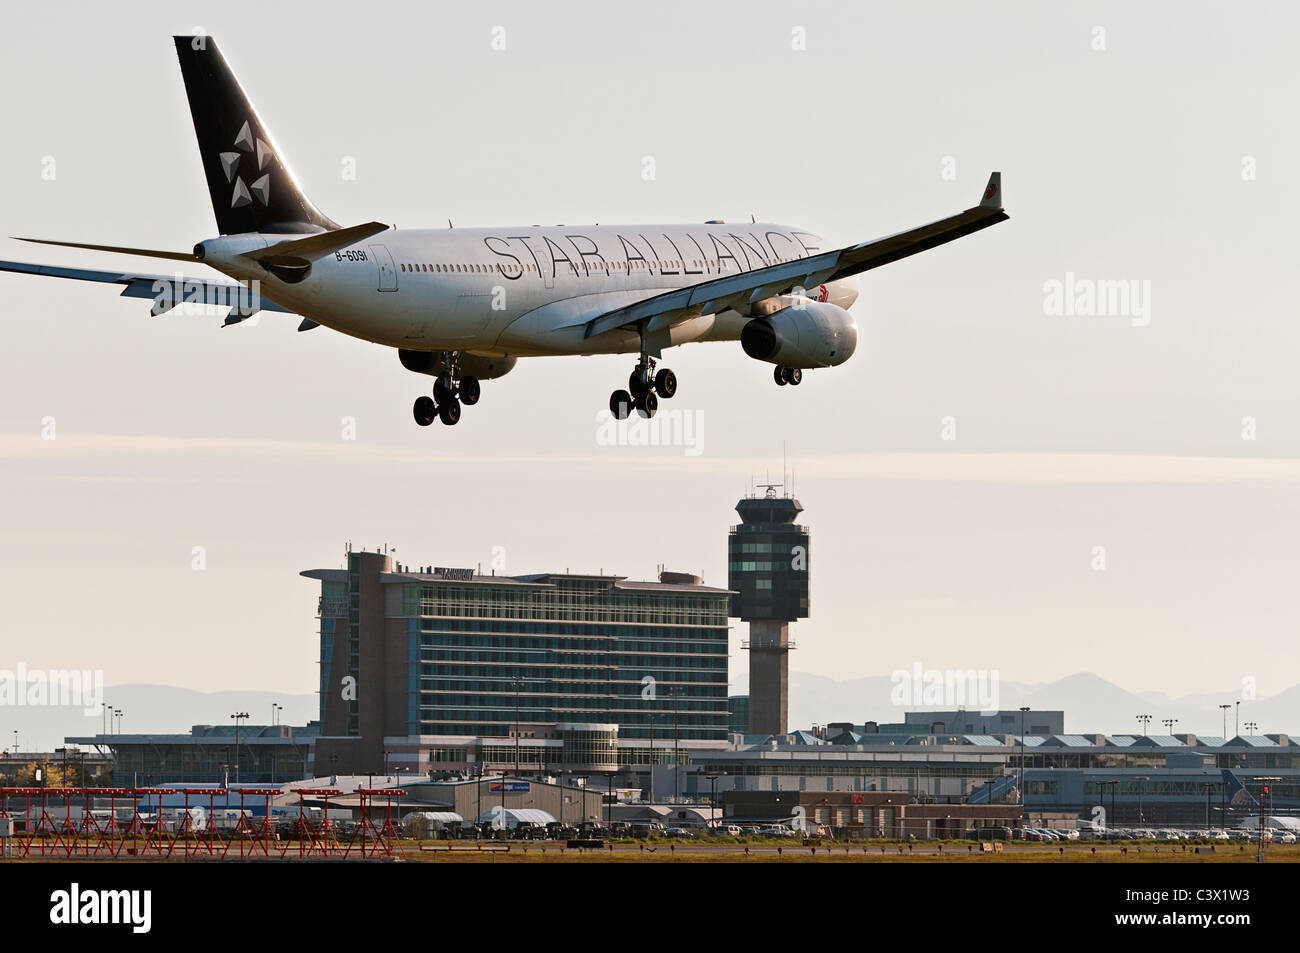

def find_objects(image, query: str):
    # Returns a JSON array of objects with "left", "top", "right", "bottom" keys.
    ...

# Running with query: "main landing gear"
[
  {"left": 773, "top": 365, "right": 803, "bottom": 386},
  {"left": 610, "top": 357, "right": 677, "bottom": 419},
  {"left": 413, "top": 352, "right": 480, "bottom": 427}
]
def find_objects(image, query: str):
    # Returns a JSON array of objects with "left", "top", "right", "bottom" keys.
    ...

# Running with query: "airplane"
[{"left": 0, "top": 36, "right": 1009, "bottom": 429}]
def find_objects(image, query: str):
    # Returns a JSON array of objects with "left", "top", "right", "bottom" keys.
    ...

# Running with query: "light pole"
[
  {"left": 230, "top": 712, "right": 248, "bottom": 783},
  {"left": 1162, "top": 718, "right": 1178, "bottom": 736},
  {"left": 706, "top": 773, "right": 720, "bottom": 828},
  {"left": 1218, "top": 704, "right": 1230, "bottom": 741},
  {"left": 1097, "top": 779, "right": 1118, "bottom": 834},
  {"left": 272, "top": 703, "right": 282, "bottom": 727},
  {"left": 1235, "top": 701, "right": 1240, "bottom": 738},
  {"left": 1136, "top": 714, "right": 1152, "bottom": 736},
  {"left": 1245, "top": 721, "right": 1258, "bottom": 734},
  {"left": 1200, "top": 780, "right": 1215, "bottom": 829},
  {"left": 1135, "top": 775, "right": 1150, "bottom": 826},
  {"left": 1018, "top": 707, "right": 1029, "bottom": 828},
  {"left": 1256, "top": 777, "right": 1281, "bottom": 860}
]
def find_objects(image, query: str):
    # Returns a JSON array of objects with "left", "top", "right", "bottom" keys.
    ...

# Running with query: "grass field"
[
  {"left": 7, "top": 836, "right": 1294, "bottom": 863},
  {"left": 400, "top": 842, "right": 1300, "bottom": 863}
]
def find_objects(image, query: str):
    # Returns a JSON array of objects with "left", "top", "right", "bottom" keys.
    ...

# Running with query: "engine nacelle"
[
  {"left": 398, "top": 349, "right": 517, "bottom": 380},
  {"left": 740, "top": 301, "right": 858, "bottom": 369}
]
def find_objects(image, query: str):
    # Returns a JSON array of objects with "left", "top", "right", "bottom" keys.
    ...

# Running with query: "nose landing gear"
[{"left": 412, "top": 351, "right": 480, "bottom": 427}]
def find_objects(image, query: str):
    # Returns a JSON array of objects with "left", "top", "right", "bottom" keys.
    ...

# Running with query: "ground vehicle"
[{"left": 663, "top": 827, "right": 696, "bottom": 839}]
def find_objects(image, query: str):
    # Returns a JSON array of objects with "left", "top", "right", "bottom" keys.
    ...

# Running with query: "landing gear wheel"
[
  {"left": 787, "top": 367, "right": 802, "bottom": 386},
  {"left": 438, "top": 398, "right": 462, "bottom": 426},
  {"left": 610, "top": 389, "right": 633, "bottom": 420},
  {"left": 433, "top": 375, "right": 455, "bottom": 405},
  {"left": 629, "top": 367, "right": 652, "bottom": 399},
  {"left": 413, "top": 395, "right": 436, "bottom": 427},
  {"left": 635, "top": 390, "right": 658, "bottom": 418},
  {"left": 654, "top": 368, "right": 677, "bottom": 399},
  {"left": 459, "top": 376, "right": 481, "bottom": 406},
  {"left": 774, "top": 366, "right": 789, "bottom": 386}
]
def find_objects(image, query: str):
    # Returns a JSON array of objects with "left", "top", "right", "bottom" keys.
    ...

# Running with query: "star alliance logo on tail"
[{"left": 218, "top": 120, "right": 272, "bottom": 209}]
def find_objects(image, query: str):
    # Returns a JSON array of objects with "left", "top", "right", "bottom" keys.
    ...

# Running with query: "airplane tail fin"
[
  {"left": 1222, "top": 769, "right": 1259, "bottom": 807},
  {"left": 173, "top": 36, "right": 336, "bottom": 236}
]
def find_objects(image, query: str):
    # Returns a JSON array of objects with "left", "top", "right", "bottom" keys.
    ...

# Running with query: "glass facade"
[
  {"left": 346, "top": 554, "right": 362, "bottom": 735},
  {"left": 728, "top": 495, "right": 809, "bottom": 620},
  {"left": 410, "top": 576, "right": 729, "bottom": 740},
  {"left": 313, "top": 561, "right": 733, "bottom": 746},
  {"left": 729, "top": 695, "right": 751, "bottom": 734}
]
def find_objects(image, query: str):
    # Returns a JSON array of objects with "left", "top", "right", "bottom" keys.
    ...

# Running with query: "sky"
[{"left": 1, "top": 2, "right": 1298, "bottom": 724}]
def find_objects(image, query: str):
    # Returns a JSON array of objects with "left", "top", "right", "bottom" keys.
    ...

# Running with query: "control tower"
[{"left": 727, "top": 485, "right": 809, "bottom": 736}]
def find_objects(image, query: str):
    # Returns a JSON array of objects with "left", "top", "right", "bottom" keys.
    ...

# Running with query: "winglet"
[{"left": 979, "top": 172, "right": 1003, "bottom": 210}]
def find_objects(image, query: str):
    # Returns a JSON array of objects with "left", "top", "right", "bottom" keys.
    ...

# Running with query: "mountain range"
[{"left": 2, "top": 673, "right": 1294, "bottom": 752}]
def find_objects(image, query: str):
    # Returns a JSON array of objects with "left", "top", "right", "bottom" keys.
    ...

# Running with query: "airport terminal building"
[
  {"left": 676, "top": 725, "right": 1300, "bottom": 829},
  {"left": 303, "top": 548, "right": 733, "bottom": 777}
]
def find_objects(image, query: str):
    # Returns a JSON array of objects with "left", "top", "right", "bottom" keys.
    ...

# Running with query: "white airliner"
[{"left": 1, "top": 36, "right": 1009, "bottom": 428}]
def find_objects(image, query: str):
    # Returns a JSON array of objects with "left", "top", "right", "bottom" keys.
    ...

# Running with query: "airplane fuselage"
[{"left": 200, "top": 223, "right": 861, "bottom": 356}]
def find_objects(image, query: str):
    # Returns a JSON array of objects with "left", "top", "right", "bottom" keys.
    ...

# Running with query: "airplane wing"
[
  {"left": 0, "top": 259, "right": 296, "bottom": 322},
  {"left": 583, "top": 171, "right": 1008, "bottom": 339}
]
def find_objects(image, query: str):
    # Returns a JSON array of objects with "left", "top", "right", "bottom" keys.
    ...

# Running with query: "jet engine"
[{"left": 739, "top": 301, "right": 858, "bottom": 369}]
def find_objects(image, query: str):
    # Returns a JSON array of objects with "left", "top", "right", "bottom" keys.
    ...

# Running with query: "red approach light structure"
[{"left": 0, "top": 786, "right": 404, "bottom": 859}]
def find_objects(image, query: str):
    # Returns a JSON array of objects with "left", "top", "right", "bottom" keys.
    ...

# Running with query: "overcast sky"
[{"left": 1, "top": 2, "right": 1297, "bottom": 724}]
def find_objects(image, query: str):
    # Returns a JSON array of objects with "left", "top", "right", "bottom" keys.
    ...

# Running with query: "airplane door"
[
  {"left": 370, "top": 244, "right": 398, "bottom": 291},
  {"left": 521, "top": 236, "right": 553, "bottom": 289}
]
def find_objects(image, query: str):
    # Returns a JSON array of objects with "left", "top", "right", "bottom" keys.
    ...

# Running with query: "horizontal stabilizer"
[
  {"left": 12, "top": 237, "right": 197, "bottom": 262},
  {"left": 241, "top": 222, "right": 390, "bottom": 262},
  {"left": 0, "top": 258, "right": 293, "bottom": 314}
]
